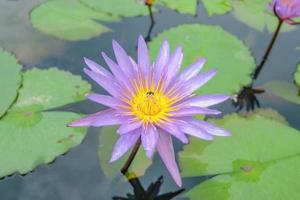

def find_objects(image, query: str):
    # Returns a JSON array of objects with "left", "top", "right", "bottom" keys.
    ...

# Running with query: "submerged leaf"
[
  {"left": 158, "top": 0, "right": 198, "bottom": 14},
  {"left": 295, "top": 63, "right": 300, "bottom": 88},
  {"left": 148, "top": 24, "right": 255, "bottom": 95},
  {"left": 201, "top": 0, "right": 232, "bottom": 16},
  {"left": 263, "top": 81, "right": 300, "bottom": 105},
  {"left": 0, "top": 48, "right": 22, "bottom": 117},
  {"left": 179, "top": 113, "right": 300, "bottom": 199},
  {"left": 98, "top": 126, "right": 152, "bottom": 179}
]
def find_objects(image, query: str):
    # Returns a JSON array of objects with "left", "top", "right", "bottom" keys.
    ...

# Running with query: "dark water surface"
[{"left": 0, "top": 1, "right": 300, "bottom": 199}]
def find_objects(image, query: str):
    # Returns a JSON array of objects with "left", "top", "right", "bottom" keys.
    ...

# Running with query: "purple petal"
[
  {"left": 117, "top": 120, "right": 142, "bottom": 135},
  {"left": 182, "top": 69, "right": 217, "bottom": 95},
  {"left": 102, "top": 52, "right": 133, "bottom": 90},
  {"left": 68, "top": 109, "right": 123, "bottom": 127},
  {"left": 157, "top": 130, "right": 182, "bottom": 187},
  {"left": 86, "top": 93, "right": 124, "bottom": 108},
  {"left": 154, "top": 40, "right": 170, "bottom": 84},
  {"left": 110, "top": 131, "right": 140, "bottom": 162},
  {"left": 191, "top": 119, "right": 230, "bottom": 136},
  {"left": 178, "top": 58, "right": 206, "bottom": 82},
  {"left": 181, "top": 94, "right": 230, "bottom": 108},
  {"left": 84, "top": 68, "right": 121, "bottom": 97},
  {"left": 171, "top": 107, "right": 221, "bottom": 117},
  {"left": 175, "top": 120, "right": 214, "bottom": 140},
  {"left": 158, "top": 123, "right": 188, "bottom": 144},
  {"left": 164, "top": 47, "right": 183, "bottom": 86},
  {"left": 137, "top": 35, "right": 151, "bottom": 77},
  {"left": 112, "top": 40, "right": 135, "bottom": 78},
  {"left": 141, "top": 125, "right": 159, "bottom": 157},
  {"left": 84, "top": 57, "right": 112, "bottom": 78}
]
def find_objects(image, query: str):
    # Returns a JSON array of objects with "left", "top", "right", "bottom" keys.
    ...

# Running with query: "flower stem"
[
  {"left": 121, "top": 138, "right": 141, "bottom": 175},
  {"left": 148, "top": 5, "right": 155, "bottom": 24},
  {"left": 252, "top": 19, "right": 283, "bottom": 80}
]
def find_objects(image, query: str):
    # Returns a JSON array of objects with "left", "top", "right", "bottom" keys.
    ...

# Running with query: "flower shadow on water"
[{"left": 112, "top": 173, "right": 185, "bottom": 200}]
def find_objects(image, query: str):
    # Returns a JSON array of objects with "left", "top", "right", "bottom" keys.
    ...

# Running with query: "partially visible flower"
[
  {"left": 269, "top": 0, "right": 300, "bottom": 24},
  {"left": 137, "top": 0, "right": 155, "bottom": 6},
  {"left": 69, "top": 36, "right": 230, "bottom": 187},
  {"left": 143, "top": 0, "right": 155, "bottom": 6}
]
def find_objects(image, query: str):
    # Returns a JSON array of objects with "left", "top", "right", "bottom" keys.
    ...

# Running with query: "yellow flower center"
[{"left": 129, "top": 88, "right": 173, "bottom": 124}]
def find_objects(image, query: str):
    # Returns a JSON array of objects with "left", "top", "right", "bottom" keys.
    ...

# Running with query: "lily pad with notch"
[
  {"left": 179, "top": 112, "right": 300, "bottom": 200},
  {"left": 0, "top": 67, "right": 91, "bottom": 178}
]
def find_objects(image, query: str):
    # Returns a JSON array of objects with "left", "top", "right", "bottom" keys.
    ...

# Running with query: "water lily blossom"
[
  {"left": 269, "top": 0, "right": 300, "bottom": 24},
  {"left": 69, "top": 36, "right": 230, "bottom": 187}
]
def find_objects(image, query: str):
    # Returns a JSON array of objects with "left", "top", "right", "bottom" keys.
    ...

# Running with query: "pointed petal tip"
[
  {"left": 138, "top": 35, "right": 145, "bottom": 42},
  {"left": 83, "top": 56, "right": 90, "bottom": 63},
  {"left": 146, "top": 150, "right": 155, "bottom": 158},
  {"left": 175, "top": 178, "right": 183, "bottom": 187},
  {"left": 210, "top": 68, "right": 218, "bottom": 75},
  {"left": 220, "top": 130, "right": 231, "bottom": 137},
  {"left": 67, "top": 121, "right": 82, "bottom": 127},
  {"left": 109, "top": 156, "right": 117, "bottom": 163},
  {"left": 112, "top": 39, "right": 120, "bottom": 49}
]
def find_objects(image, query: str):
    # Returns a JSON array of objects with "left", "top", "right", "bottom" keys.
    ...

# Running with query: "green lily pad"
[
  {"left": 249, "top": 108, "right": 288, "bottom": 125},
  {"left": 0, "top": 49, "right": 22, "bottom": 118},
  {"left": 79, "top": 0, "right": 148, "bottom": 17},
  {"left": 98, "top": 126, "right": 152, "bottom": 179},
  {"left": 158, "top": 0, "right": 198, "bottom": 15},
  {"left": 0, "top": 111, "right": 86, "bottom": 177},
  {"left": 148, "top": 24, "right": 255, "bottom": 95},
  {"left": 201, "top": 0, "right": 232, "bottom": 16},
  {"left": 231, "top": 0, "right": 294, "bottom": 32},
  {"left": 81, "top": 0, "right": 197, "bottom": 16},
  {"left": 12, "top": 68, "right": 90, "bottom": 110},
  {"left": 295, "top": 63, "right": 300, "bottom": 88},
  {"left": 30, "top": 0, "right": 117, "bottom": 41},
  {"left": 179, "top": 113, "right": 300, "bottom": 199},
  {"left": 0, "top": 67, "right": 91, "bottom": 178},
  {"left": 263, "top": 81, "right": 300, "bottom": 105}
]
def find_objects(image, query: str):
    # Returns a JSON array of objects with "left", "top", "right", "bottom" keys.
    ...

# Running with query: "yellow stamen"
[{"left": 129, "top": 83, "right": 174, "bottom": 124}]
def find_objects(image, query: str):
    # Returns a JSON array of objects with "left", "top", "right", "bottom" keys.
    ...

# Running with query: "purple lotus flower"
[
  {"left": 269, "top": 0, "right": 300, "bottom": 24},
  {"left": 69, "top": 36, "right": 230, "bottom": 187}
]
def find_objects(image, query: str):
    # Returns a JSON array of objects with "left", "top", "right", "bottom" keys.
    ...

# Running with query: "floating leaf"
[
  {"left": 158, "top": 0, "right": 198, "bottom": 15},
  {"left": 263, "top": 81, "right": 300, "bottom": 105},
  {"left": 179, "top": 113, "right": 300, "bottom": 199},
  {"left": 0, "top": 111, "right": 86, "bottom": 177},
  {"left": 12, "top": 68, "right": 90, "bottom": 110},
  {"left": 295, "top": 63, "right": 300, "bottom": 88},
  {"left": 231, "top": 0, "right": 294, "bottom": 32},
  {"left": 250, "top": 108, "right": 288, "bottom": 125},
  {"left": 0, "top": 49, "right": 22, "bottom": 118},
  {"left": 81, "top": 0, "right": 197, "bottom": 15},
  {"left": 98, "top": 126, "right": 152, "bottom": 179},
  {"left": 148, "top": 24, "right": 255, "bottom": 95},
  {"left": 201, "top": 0, "right": 232, "bottom": 16},
  {"left": 30, "top": 0, "right": 117, "bottom": 41},
  {"left": 79, "top": 0, "right": 148, "bottom": 17},
  {"left": 0, "top": 68, "right": 91, "bottom": 178}
]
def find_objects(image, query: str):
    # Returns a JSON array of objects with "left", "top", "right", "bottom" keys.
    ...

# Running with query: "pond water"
[{"left": 0, "top": 0, "right": 300, "bottom": 199}]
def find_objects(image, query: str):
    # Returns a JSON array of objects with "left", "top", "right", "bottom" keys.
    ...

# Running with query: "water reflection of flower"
[
  {"left": 69, "top": 36, "right": 230, "bottom": 187},
  {"left": 269, "top": 0, "right": 300, "bottom": 25}
]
